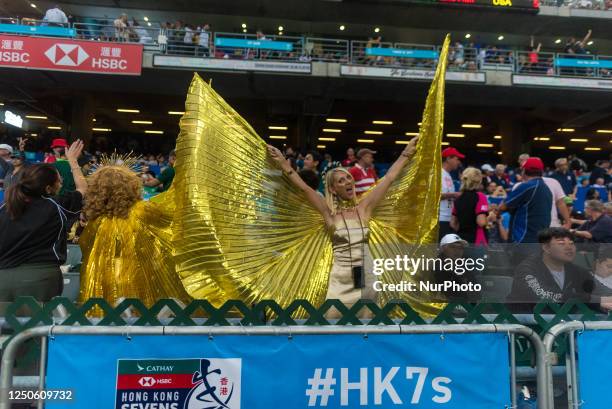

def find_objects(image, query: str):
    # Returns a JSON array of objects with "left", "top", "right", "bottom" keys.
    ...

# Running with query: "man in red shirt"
[
  {"left": 349, "top": 148, "right": 378, "bottom": 195},
  {"left": 44, "top": 138, "right": 69, "bottom": 164}
]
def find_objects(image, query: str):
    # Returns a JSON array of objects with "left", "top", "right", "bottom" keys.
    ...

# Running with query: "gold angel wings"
[{"left": 149, "top": 35, "right": 451, "bottom": 315}]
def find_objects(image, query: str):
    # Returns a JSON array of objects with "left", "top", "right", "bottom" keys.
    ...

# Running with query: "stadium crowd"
[{"left": 0, "top": 136, "right": 610, "bottom": 306}]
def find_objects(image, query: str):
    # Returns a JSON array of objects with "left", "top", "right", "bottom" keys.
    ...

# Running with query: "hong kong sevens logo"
[{"left": 44, "top": 44, "right": 89, "bottom": 66}]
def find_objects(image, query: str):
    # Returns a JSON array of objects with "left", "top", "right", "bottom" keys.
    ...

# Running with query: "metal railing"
[
  {"left": 73, "top": 22, "right": 161, "bottom": 50},
  {"left": 2, "top": 16, "right": 612, "bottom": 81},
  {"left": 0, "top": 323, "right": 549, "bottom": 409},
  {"left": 305, "top": 37, "right": 349, "bottom": 62},
  {"left": 516, "top": 50, "right": 556, "bottom": 75}
]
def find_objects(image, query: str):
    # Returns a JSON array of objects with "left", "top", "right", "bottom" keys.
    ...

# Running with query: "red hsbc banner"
[{"left": 0, "top": 34, "right": 143, "bottom": 75}]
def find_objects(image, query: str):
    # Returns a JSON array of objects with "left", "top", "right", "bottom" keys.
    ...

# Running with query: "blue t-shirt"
[
  {"left": 504, "top": 178, "right": 552, "bottom": 244},
  {"left": 550, "top": 170, "right": 576, "bottom": 196}
]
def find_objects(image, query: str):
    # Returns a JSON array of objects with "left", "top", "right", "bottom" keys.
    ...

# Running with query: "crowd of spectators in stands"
[
  {"left": 11, "top": 6, "right": 605, "bottom": 76},
  {"left": 0, "top": 134, "right": 610, "bottom": 308}
]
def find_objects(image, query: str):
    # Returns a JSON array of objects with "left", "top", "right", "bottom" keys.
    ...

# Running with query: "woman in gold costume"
[
  {"left": 78, "top": 164, "right": 191, "bottom": 306},
  {"left": 79, "top": 36, "right": 451, "bottom": 316},
  {"left": 267, "top": 139, "right": 417, "bottom": 307}
]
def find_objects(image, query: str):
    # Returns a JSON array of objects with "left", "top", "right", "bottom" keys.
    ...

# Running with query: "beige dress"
[{"left": 325, "top": 216, "right": 378, "bottom": 305}]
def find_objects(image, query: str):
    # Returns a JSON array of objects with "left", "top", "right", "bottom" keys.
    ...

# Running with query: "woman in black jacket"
[{"left": 0, "top": 140, "right": 86, "bottom": 301}]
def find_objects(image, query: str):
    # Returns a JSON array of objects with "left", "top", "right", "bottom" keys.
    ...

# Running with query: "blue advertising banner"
[
  {"left": 578, "top": 330, "right": 612, "bottom": 408},
  {"left": 214, "top": 37, "right": 293, "bottom": 51},
  {"left": 365, "top": 48, "right": 438, "bottom": 59},
  {"left": 46, "top": 332, "right": 510, "bottom": 408},
  {"left": 555, "top": 58, "right": 612, "bottom": 69},
  {"left": 0, "top": 23, "right": 75, "bottom": 37}
]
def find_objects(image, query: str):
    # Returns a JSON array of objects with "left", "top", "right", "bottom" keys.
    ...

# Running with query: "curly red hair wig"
[{"left": 84, "top": 166, "right": 142, "bottom": 220}]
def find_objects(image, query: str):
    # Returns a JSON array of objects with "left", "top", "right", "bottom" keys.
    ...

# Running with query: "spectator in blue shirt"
[
  {"left": 550, "top": 158, "right": 577, "bottom": 197},
  {"left": 499, "top": 157, "right": 552, "bottom": 250}
]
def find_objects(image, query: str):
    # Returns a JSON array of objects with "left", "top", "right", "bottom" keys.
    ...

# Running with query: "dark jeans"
[{"left": 0, "top": 263, "right": 63, "bottom": 302}]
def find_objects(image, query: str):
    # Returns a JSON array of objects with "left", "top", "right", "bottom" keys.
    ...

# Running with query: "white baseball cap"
[
  {"left": 440, "top": 234, "right": 468, "bottom": 247},
  {"left": 481, "top": 163, "right": 494, "bottom": 172},
  {"left": 0, "top": 144, "right": 13, "bottom": 154}
]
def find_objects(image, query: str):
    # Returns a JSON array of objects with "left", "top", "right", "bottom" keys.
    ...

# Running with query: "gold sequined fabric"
[
  {"left": 78, "top": 200, "right": 192, "bottom": 305},
  {"left": 367, "top": 35, "right": 450, "bottom": 316},
  {"left": 164, "top": 36, "right": 450, "bottom": 313},
  {"left": 79, "top": 36, "right": 449, "bottom": 315}
]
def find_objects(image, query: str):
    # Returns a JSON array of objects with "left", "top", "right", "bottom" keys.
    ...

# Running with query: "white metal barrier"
[{"left": 0, "top": 324, "right": 549, "bottom": 409}]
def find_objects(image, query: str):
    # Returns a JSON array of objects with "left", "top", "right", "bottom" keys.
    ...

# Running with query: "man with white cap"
[
  {"left": 0, "top": 143, "right": 15, "bottom": 190},
  {"left": 435, "top": 233, "right": 480, "bottom": 302},
  {"left": 481, "top": 163, "right": 494, "bottom": 184}
]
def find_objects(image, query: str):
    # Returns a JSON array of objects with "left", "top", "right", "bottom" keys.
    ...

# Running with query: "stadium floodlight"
[
  {"left": 323, "top": 128, "right": 342, "bottom": 133},
  {"left": 147, "top": 22, "right": 152, "bottom": 27},
  {"left": 441, "top": 142, "right": 449, "bottom": 146},
  {"left": 498, "top": 35, "right": 504, "bottom": 41},
  {"left": 494, "top": 135, "right": 502, "bottom": 139},
  {"left": 132, "top": 120, "right": 153, "bottom": 124},
  {"left": 339, "top": 25, "right": 346, "bottom": 31},
  {"left": 585, "top": 147, "right": 600, "bottom": 151},
  {"left": 461, "top": 124, "right": 481, "bottom": 128},
  {"left": 405, "top": 132, "right": 419, "bottom": 136},
  {"left": 357, "top": 139, "right": 374, "bottom": 143},
  {"left": 570, "top": 139, "right": 588, "bottom": 142},
  {"left": 278, "top": 26, "right": 284, "bottom": 31},
  {"left": 30, "top": 3, "right": 36, "bottom": 8},
  {"left": 243, "top": 29, "right": 248, "bottom": 33},
  {"left": 372, "top": 120, "right": 393, "bottom": 125},
  {"left": 326, "top": 118, "right": 347, "bottom": 123},
  {"left": 497, "top": 151, "right": 502, "bottom": 155},
  {"left": 269, "top": 135, "right": 286, "bottom": 140},
  {"left": 317, "top": 145, "right": 326, "bottom": 149},
  {"left": 534, "top": 137, "right": 550, "bottom": 141},
  {"left": 465, "top": 33, "right": 471, "bottom": 39},
  {"left": 25, "top": 115, "right": 47, "bottom": 119},
  {"left": 364, "top": 130, "right": 383, "bottom": 135},
  {"left": 555, "top": 39, "right": 562, "bottom": 44},
  {"left": 117, "top": 108, "right": 140, "bottom": 113},
  {"left": 92, "top": 128, "right": 112, "bottom": 132},
  {"left": 374, "top": 27, "right": 380, "bottom": 33},
  {"left": 549, "top": 146, "right": 566, "bottom": 150},
  {"left": 557, "top": 128, "right": 574, "bottom": 132},
  {"left": 48, "top": 126, "right": 61, "bottom": 130},
  {"left": 395, "top": 140, "right": 409, "bottom": 144},
  {"left": 145, "top": 130, "right": 164, "bottom": 134},
  {"left": 596, "top": 129, "right": 612, "bottom": 133},
  {"left": 587, "top": 41, "right": 594, "bottom": 46},
  {"left": 241, "top": 23, "right": 247, "bottom": 28},
  {"left": 476, "top": 144, "right": 494, "bottom": 148},
  {"left": 268, "top": 126, "right": 288, "bottom": 130},
  {"left": 144, "top": 17, "right": 149, "bottom": 22},
  {"left": 168, "top": 111, "right": 185, "bottom": 115},
  {"left": 319, "top": 137, "right": 336, "bottom": 141},
  {"left": 446, "top": 133, "right": 465, "bottom": 138}
]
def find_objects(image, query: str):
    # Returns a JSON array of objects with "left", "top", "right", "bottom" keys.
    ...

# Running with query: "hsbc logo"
[
  {"left": 138, "top": 377, "right": 156, "bottom": 387},
  {"left": 44, "top": 43, "right": 89, "bottom": 67}
]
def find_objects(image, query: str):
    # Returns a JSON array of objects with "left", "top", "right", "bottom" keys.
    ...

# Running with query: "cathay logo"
[{"left": 44, "top": 43, "right": 89, "bottom": 66}]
